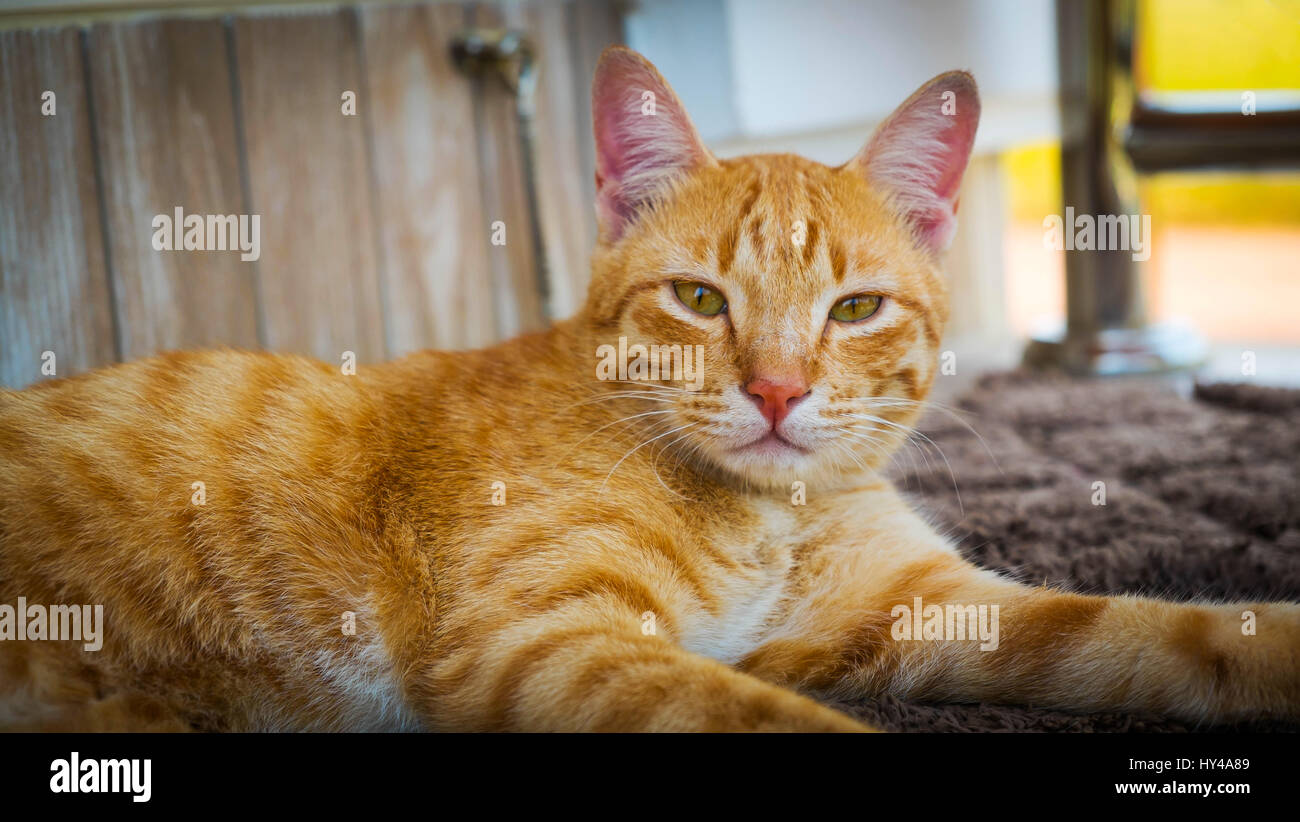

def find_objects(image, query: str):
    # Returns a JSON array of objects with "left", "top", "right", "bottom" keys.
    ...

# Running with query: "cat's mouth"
[{"left": 732, "top": 430, "right": 810, "bottom": 456}]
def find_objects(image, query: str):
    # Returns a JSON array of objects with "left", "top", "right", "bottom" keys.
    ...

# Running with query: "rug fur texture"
[{"left": 827, "top": 371, "right": 1300, "bottom": 732}]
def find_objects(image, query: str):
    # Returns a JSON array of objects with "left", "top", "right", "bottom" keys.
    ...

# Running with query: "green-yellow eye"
[
  {"left": 829, "top": 294, "right": 882, "bottom": 323},
  {"left": 674, "top": 281, "right": 727, "bottom": 316}
]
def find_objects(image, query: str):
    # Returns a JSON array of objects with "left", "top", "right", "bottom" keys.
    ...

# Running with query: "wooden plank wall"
[
  {"left": 359, "top": 2, "right": 498, "bottom": 353},
  {"left": 471, "top": 1, "right": 548, "bottom": 339},
  {"left": 88, "top": 18, "right": 260, "bottom": 359},
  {"left": 234, "top": 10, "right": 388, "bottom": 364},
  {"left": 0, "top": 0, "right": 621, "bottom": 388},
  {"left": 0, "top": 27, "right": 116, "bottom": 387}
]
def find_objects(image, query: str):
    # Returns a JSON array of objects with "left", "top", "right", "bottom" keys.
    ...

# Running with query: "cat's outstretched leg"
[
  {"left": 742, "top": 501, "right": 1300, "bottom": 724},
  {"left": 410, "top": 600, "right": 872, "bottom": 732}
]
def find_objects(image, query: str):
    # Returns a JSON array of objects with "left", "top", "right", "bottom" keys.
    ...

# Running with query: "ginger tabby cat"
[{"left": 1, "top": 47, "right": 1297, "bottom": 732}]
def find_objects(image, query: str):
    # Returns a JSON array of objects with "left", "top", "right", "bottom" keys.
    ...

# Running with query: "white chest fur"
[{"left": 676, "top": 501, "right": 800, "bottom": 665}]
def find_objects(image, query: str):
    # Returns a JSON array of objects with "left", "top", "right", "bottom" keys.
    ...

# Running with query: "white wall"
[{"left": 627, "top": 0, "right": 1060, "bottom": 161}]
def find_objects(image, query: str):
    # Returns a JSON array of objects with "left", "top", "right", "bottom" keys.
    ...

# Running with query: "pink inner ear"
[
  {"left": 858, "top": 74, "right": 980, "bottom": 253},
  {"left": 591, "top": 49, "right": 709, "bottom": 241},
  {"left": 912, "top": 113, "right": 974, "bottom": 250}
]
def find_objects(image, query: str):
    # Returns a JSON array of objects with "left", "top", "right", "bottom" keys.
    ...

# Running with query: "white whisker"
[{"left": 599, "top": 422, "right": 698, "bottom": 494}]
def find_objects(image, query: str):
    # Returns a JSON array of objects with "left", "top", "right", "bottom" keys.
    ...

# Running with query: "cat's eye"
[
  {"left": 829, "top": 294, "right": 883, "bottom": 323},
  {"left": 673, "top": 281, "right": 727, "bottom": 316}
]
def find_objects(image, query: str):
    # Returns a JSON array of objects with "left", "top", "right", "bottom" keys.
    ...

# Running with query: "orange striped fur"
[{"left": 1, "top": 48, "right": 1296, "bottom": 731}]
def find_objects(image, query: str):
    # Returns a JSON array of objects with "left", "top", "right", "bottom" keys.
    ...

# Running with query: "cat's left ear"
[{"left": 846, "top": 71, "right": 980, "bottom": 254}]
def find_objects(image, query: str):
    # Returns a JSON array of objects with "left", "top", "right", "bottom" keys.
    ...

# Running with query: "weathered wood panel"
[
  {"left": 233, "top": 10, "right": 387, "bottom": 364},
  {"left": 88, "top": 18, "right": 260, "bottom": 359},
  {"left": 0, "top": 27, "right": 116, "bottom": 389},
  {"left": 468, "top": 1, "right": 547, "bottom": 338},
  {"left": 358, "top": 1, "right": 497, "bottom": 353},
  {"left": 567, "top": 0, "right": 624, "bottom": 226},
  {"left": 523, "top": 0, "right": 599, "bottom": 319},
  {"left": 1, "top": 1, "right": 623, "bottom": 376}
]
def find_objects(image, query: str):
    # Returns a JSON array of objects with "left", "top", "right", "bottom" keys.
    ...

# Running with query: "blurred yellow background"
[{"left": 1001, "top": 0, "right": 1300, "bottom": 343}]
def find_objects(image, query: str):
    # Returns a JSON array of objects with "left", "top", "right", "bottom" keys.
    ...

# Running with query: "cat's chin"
[
  {"left": 732, "top": 431, "right": 810, "bottom": 459},
  {"left": 699, "top": 433, "right": 887, "bottom": 492},
  {"left": 706, "top": 435, "right": 830, "bottom": 490}
]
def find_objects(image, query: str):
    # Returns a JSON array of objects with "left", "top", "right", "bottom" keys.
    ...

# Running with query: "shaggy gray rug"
[{"left": 831, "top": 372, "right": 1300, "bottom": 732}]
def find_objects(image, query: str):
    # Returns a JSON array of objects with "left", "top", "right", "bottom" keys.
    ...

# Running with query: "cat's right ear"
[{"left": 591, "top": 46, "right": 715, "bottom": 243}]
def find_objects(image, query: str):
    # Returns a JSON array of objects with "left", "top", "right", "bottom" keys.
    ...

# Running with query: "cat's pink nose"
[{"left": 746, "top": 376, "right": 810, "bottom": 427}]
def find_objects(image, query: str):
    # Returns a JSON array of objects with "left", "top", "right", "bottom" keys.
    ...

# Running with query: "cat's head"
[{"left": 582, "top": 47, "right": 979, "bottom": 491}]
